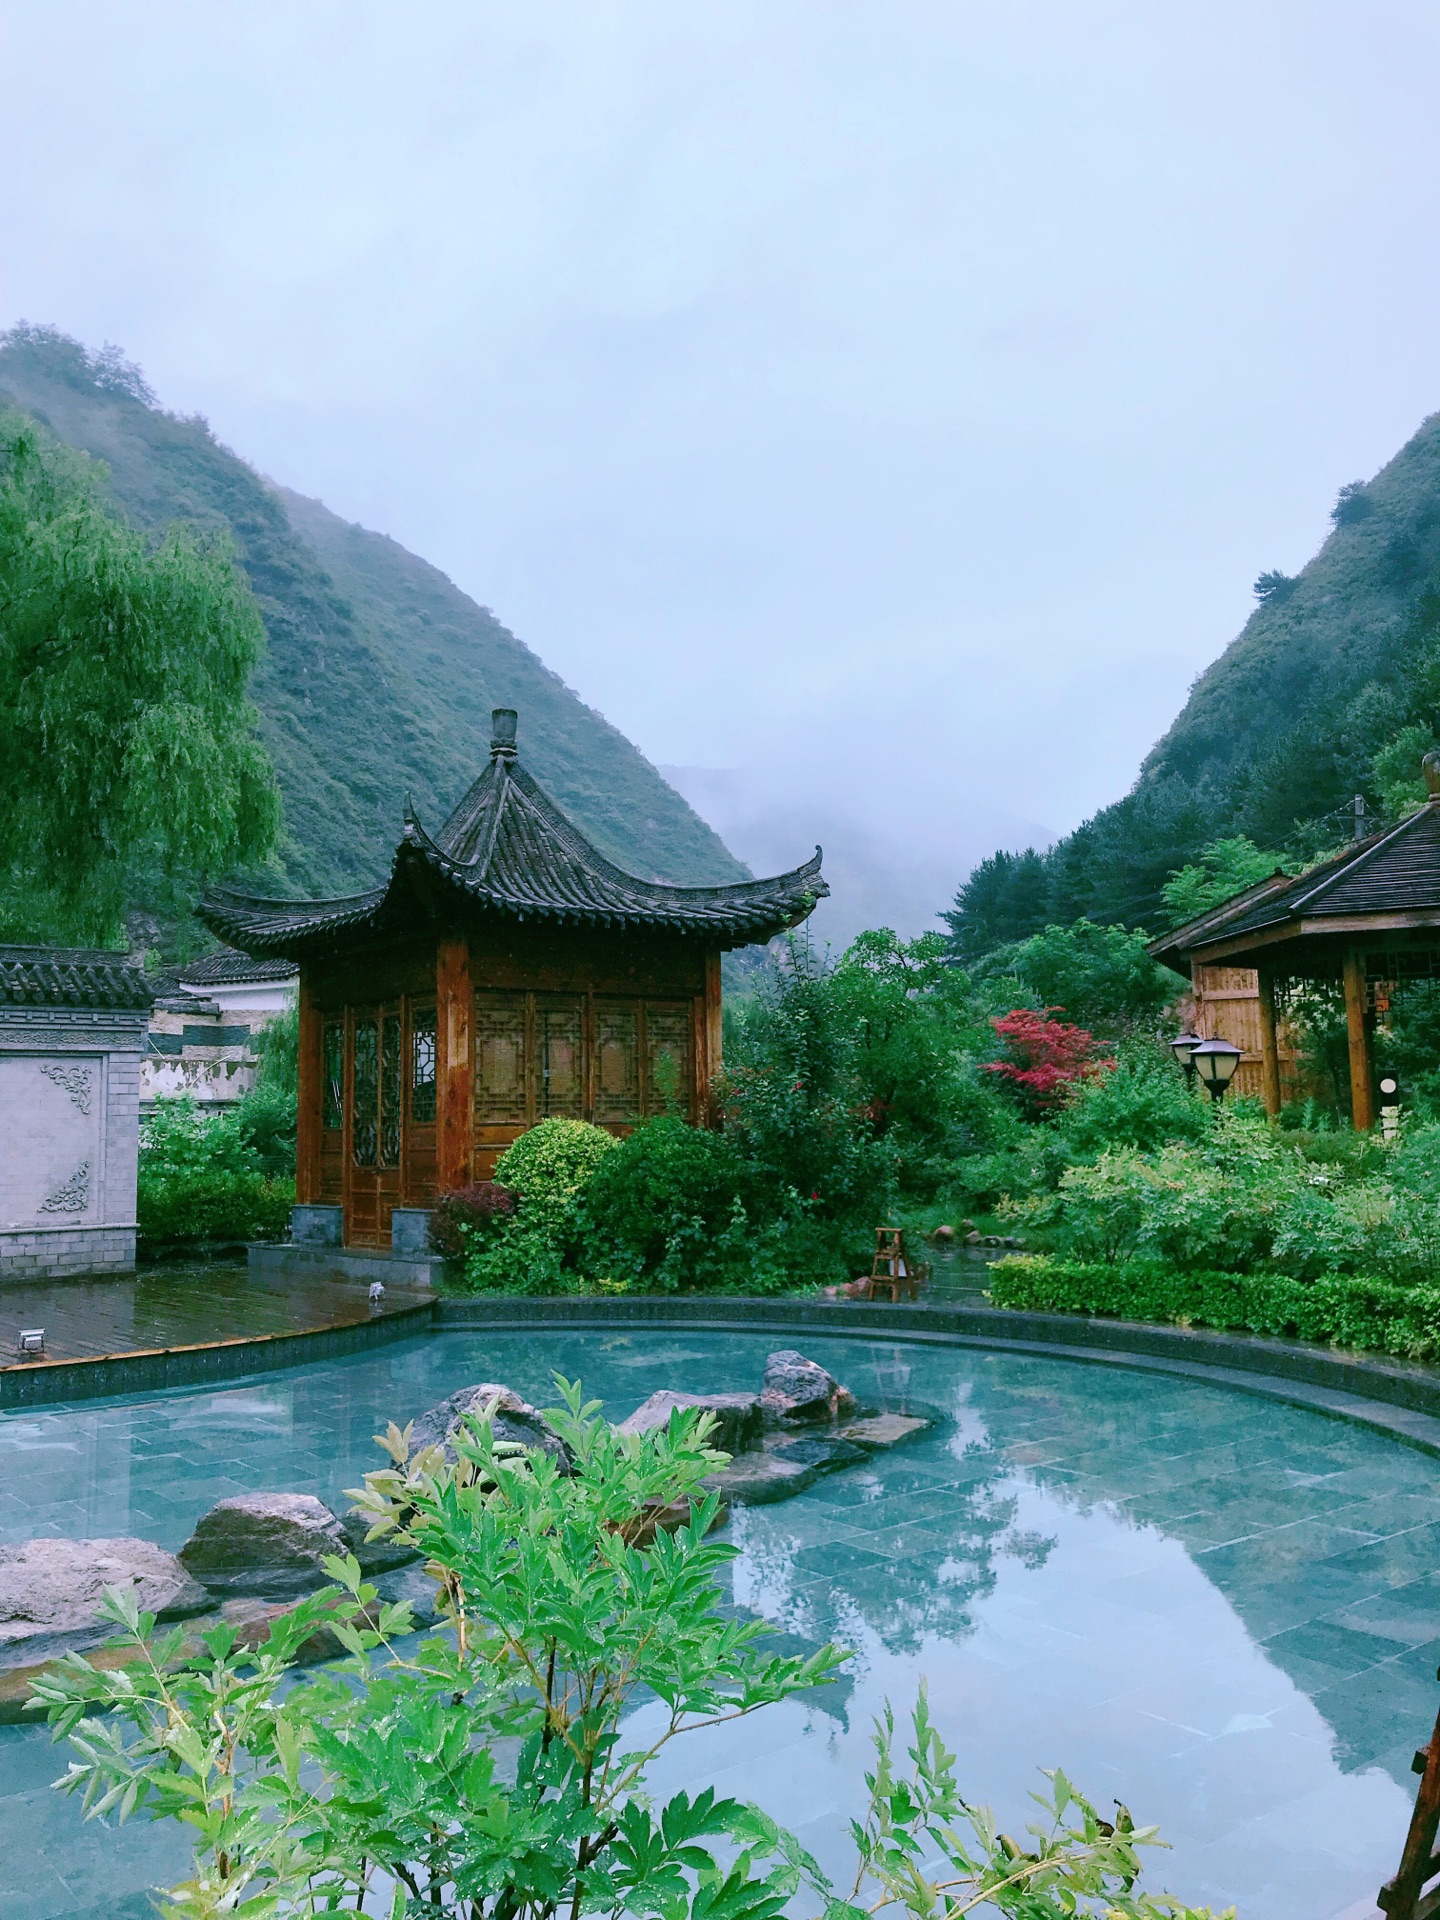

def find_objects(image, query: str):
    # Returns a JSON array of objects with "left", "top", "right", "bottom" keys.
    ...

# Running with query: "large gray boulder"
[
  {"left": 178, "top": 1493, "right": 392, "bottom": 1598},
  {"left": 407, "top": 1383, "right": 573, "bottom": 1473},
  {"left": 761, "top": 1351, "right": 858, "bottom": 1424},
  {"left": 0, "top": 1537, "right": 210, "bottom": 1651},
  {"left": 617, "top": 1390, "right": 763, "bottom": 1457}
]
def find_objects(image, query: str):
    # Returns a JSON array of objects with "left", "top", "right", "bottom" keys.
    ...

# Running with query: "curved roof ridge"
[{"left": 201, "top": 712, "right": 825, "bottom": 956}]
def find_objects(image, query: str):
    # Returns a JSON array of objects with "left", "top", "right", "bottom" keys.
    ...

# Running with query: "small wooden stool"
[{"left": 859, "top": 1228, "right": 928, "bottom": 1302}]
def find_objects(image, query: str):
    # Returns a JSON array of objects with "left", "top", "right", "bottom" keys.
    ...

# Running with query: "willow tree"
[{"left": 0, "top": 416, "right": 280, "bottom": 946}]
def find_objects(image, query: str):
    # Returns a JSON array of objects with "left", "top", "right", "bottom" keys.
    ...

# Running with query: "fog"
[{"left": 6, "top": 3, "right": 1440, "bottom": 931}]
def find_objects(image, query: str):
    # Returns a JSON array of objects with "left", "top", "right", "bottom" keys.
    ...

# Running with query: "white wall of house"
[{"left": 141, "top": 972, "right": 297, "bottom": 1111}]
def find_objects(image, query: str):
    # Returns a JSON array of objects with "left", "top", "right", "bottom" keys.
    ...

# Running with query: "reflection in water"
[{"left": 0, "top": 1329, "right": 1430, "bottom": 1920}]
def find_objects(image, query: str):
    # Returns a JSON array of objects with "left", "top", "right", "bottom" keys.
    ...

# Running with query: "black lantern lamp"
[
  {"left": 1191, "top": 1038, "right": 1243, "bottom": 1102},
  {"left": 1170, "top": 1031, "right": 1202, "bottom": 1082}
]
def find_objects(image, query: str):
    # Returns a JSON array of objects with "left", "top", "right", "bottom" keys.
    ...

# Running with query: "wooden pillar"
[
  {"left": 436, "top": 938, "right": 472, "bottom": 1191},
  {"left": 295, "top": 968, "right": 323, "bottom": 1203},
  {"left": 703, "top": 950, "right": 723, "bottom": 1126},
  {"left": 1256, "top": 968, "right": 1282, "bottom": 1120},
  {"left": 1343, "top": 949, "right": 1375, "bottom": 1132}
]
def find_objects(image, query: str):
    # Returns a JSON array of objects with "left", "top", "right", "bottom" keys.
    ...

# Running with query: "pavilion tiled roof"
[
  {"left": 200, "top": 711, "right": 827, "bottom": 958},
  {"left": 0, "top": 944, "right": 153, "bottom": 1011},
  {"left": 1149, "top": 797, "right": 1440, "bottom": 969}
]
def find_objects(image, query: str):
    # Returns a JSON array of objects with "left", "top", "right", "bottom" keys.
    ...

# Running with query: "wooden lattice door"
[
  {"left": 345, "top": 1003, "right": 403, "bottom": 1247},
  {"left": 340, "top": 999, "right": 439, "bottom": 1245}
]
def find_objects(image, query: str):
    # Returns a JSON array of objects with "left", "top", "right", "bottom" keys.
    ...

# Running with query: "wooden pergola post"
[
  {"left": 1256, "top": 968, "right": 1282, "bottom": 1120},
  {"left": 1343, "top": 948, "right": 1375, "bottom": 1131}
]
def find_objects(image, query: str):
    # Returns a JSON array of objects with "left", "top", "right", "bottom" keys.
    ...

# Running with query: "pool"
[{"left": 2, "top": 1327, "right": 1434, "bottom": 1920}]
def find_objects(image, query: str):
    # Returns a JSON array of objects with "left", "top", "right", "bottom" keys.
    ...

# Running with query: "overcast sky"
[{"left": 5, "top": 3, "right": 1440, "bottom": 932}]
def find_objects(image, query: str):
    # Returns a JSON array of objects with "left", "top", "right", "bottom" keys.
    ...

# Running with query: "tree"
[
  {"left": 0, "top": 414, "right": 279, "bottom": 944},
  {"left": 1331, "top": 480, "right": 1374, "bottom": 527},
  {"left": 1160, "top": 836, "right": 1284, "bottom": 929},
  {"left": 943, "top": 848, "right": 1052, "bottom": 961},
  {"left": 1252, "top": 570, "right": 1297, "bottom": 605},
  {"left": 982, "top": 920, "right": 1179, "bottom": 1031}
]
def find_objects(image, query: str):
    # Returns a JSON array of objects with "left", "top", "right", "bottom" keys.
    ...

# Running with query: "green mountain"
[
  {"left": 0, "top": 326, "right": 743, "bottom": 911},
  {"left": 949, "top": 410, "right": 1440, "bottom": 956}
]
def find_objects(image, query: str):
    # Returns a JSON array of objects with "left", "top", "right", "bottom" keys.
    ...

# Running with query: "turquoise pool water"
[{"left": 2, "top": 1327, "right": 1435, "bottom": 1920}]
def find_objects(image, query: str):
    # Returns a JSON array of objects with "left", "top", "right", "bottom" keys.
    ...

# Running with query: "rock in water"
[
  {"left": 179, "top": 1493, "right": 350, "bottom": 1597},
  {"left": 761, "top": 1351, "right": 858, "bottom": 1423},
  {"left": 840, "top": 1413, "right": 932, "bottom": 1448},
  {"left": 407, "top": 1383, "right": 574, "bottom": 1473},
  {"left": 0, "top": 1537, "right": 210, "bottom": 1649},
  {"left": 617, "top": 1390, "right": 763, "bottom": 1457}
]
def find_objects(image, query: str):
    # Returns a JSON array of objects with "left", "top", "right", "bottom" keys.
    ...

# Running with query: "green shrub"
[
  {"left": 1053, "top": 1049, "right": 1210, "bottom": 1155},
  {"left": 137, "top": 1167, "right": 293, "bottom": 1252},
  {"left": 137, "top": 1094, "right": 294, "bottom": 1252},
  {"left": 574, "top": 1117, "right": 850, "bottom": 1293},
  {"left": 988, "top": 1253, "right": 1440, "bottom": 1361},
  {"left": 459, "top": 1118, "right": 616, "bottom": 1293},
  {"left": 578, "top": 1118, "right": 746, "bottom": 1269},
  {"left": 493, "top": 1116, "right": 615, "bottom": 1222},
  {"left": 1008, "top": 1108, "right": 1307, "bottom": 1271}
]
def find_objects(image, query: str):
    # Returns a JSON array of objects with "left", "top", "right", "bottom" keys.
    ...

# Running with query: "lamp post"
[
  {"left": 1170, "top": 1030, "right": 1202, "bottom": 1087},
  {"left": 1191, "top": 1038, "right": 1243, "bottom": 1103}
]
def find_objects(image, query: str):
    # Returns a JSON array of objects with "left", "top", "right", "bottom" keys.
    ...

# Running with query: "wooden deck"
[{"left": 0, "top": 1262, "right": 434, "bottom": 1375}]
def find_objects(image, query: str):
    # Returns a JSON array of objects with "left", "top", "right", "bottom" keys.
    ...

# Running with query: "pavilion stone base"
[
  {"left": 247, "top": 1241, "right": 448, "bottom": 1288},
  {"left": 0, "top": 1222, "right": 137, "bottom": 1282}
]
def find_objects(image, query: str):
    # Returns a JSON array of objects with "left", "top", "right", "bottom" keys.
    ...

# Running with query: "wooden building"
[
  {"left": 201, "top": 710, "right": 826, "bottom": 1248},
  {"left": 1149, "top": 760, "right": 1440, "bottom": 1127}
]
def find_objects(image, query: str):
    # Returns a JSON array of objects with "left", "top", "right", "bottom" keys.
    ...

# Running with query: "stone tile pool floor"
[{"left": 1, "top": 1326, "right": 1433, "bottom": 1918}]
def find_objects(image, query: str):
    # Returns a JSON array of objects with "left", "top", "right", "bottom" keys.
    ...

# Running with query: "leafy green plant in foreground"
[{"left": 32, "top": 1386, "right": 1220, "bottom": 1920}]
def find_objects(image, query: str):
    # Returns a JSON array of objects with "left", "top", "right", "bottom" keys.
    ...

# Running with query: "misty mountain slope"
[
  {"left": 953, "top": 406, "right": 1440, "bottom": 948},
  {"left": 1143, "top": 410, "right": 1440, "bottom": 805},
  {"left": 0, "top": 327, "right": 744, "bottom": 899}
]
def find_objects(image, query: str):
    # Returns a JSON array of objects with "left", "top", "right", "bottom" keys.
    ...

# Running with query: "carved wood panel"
[
  {"left": 535, "top": 995, "right": 585, "bottom": 1118},
  {"left": 475, "top": 991, "right": 528, "bottom": 1125},
  {"left": 643, "top": 1001, "right": 693, "bottom": 1117},
  {"left": 594, "top": 1000, "right": 640, "bottom": 1123}
]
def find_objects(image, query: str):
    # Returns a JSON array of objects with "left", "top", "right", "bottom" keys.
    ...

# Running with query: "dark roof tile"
[
  {"left": 200, "top": 720, "right": 826, "bottom": 957},
  {"left": 0, "top": 945, "right": 153, "bottom": 1011},
  {"left": 176, "top": 949, "right": 299, "bottom": 987},
  {"left": 1150, "top": 802, "right": 1440, "bottom": 965}
]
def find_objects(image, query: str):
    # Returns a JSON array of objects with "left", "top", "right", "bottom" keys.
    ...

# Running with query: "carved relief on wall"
[
  {"left": 0, "top": 1056, "right": 102, "bottom": 1225},
  {"left": 40, "top": 1161, "right": 91, "bottom": 1213},
  {"left": 39, "top": 1063, "right": 93, "bottom": 1113}
]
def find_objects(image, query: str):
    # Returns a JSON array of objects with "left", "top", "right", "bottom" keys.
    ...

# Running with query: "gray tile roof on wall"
[
  {"left": 0, "top": 945, "right": 153, "bottom": 1010},
  {"left": 201, "top": 720, "right": 827, "bottom": 957},
  {"left": 176, "top": 949, "right": 298, "bottom": 987}
]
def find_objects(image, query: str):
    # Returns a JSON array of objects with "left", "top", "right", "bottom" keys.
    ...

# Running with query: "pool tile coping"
[{"left": 7, "top": 1290, "right": 1440, "bottom": 1474}]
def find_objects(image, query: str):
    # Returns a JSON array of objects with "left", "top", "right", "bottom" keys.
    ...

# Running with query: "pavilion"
[
  {"left": 1149, "top": 755, "right": 1440, "bottom": 1127},
  {"left": 201, "top": 709, "right": 826, "bottom": 1248}
]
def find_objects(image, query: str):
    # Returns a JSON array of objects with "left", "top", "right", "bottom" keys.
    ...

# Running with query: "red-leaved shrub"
[
  {"left": 981, "top": 1008, "right": 1113, "bottom": 1119},
  {"left": 429, "top": 1180, "right": 518, "bottom": 1259}
]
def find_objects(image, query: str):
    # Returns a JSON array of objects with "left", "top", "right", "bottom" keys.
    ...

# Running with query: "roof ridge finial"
[
  {"left": 1425, "top": 748, "right": 1440, "bottom": 801},
  {"left": 491, "top": 708, "right": 518, "bottom": 762}
]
